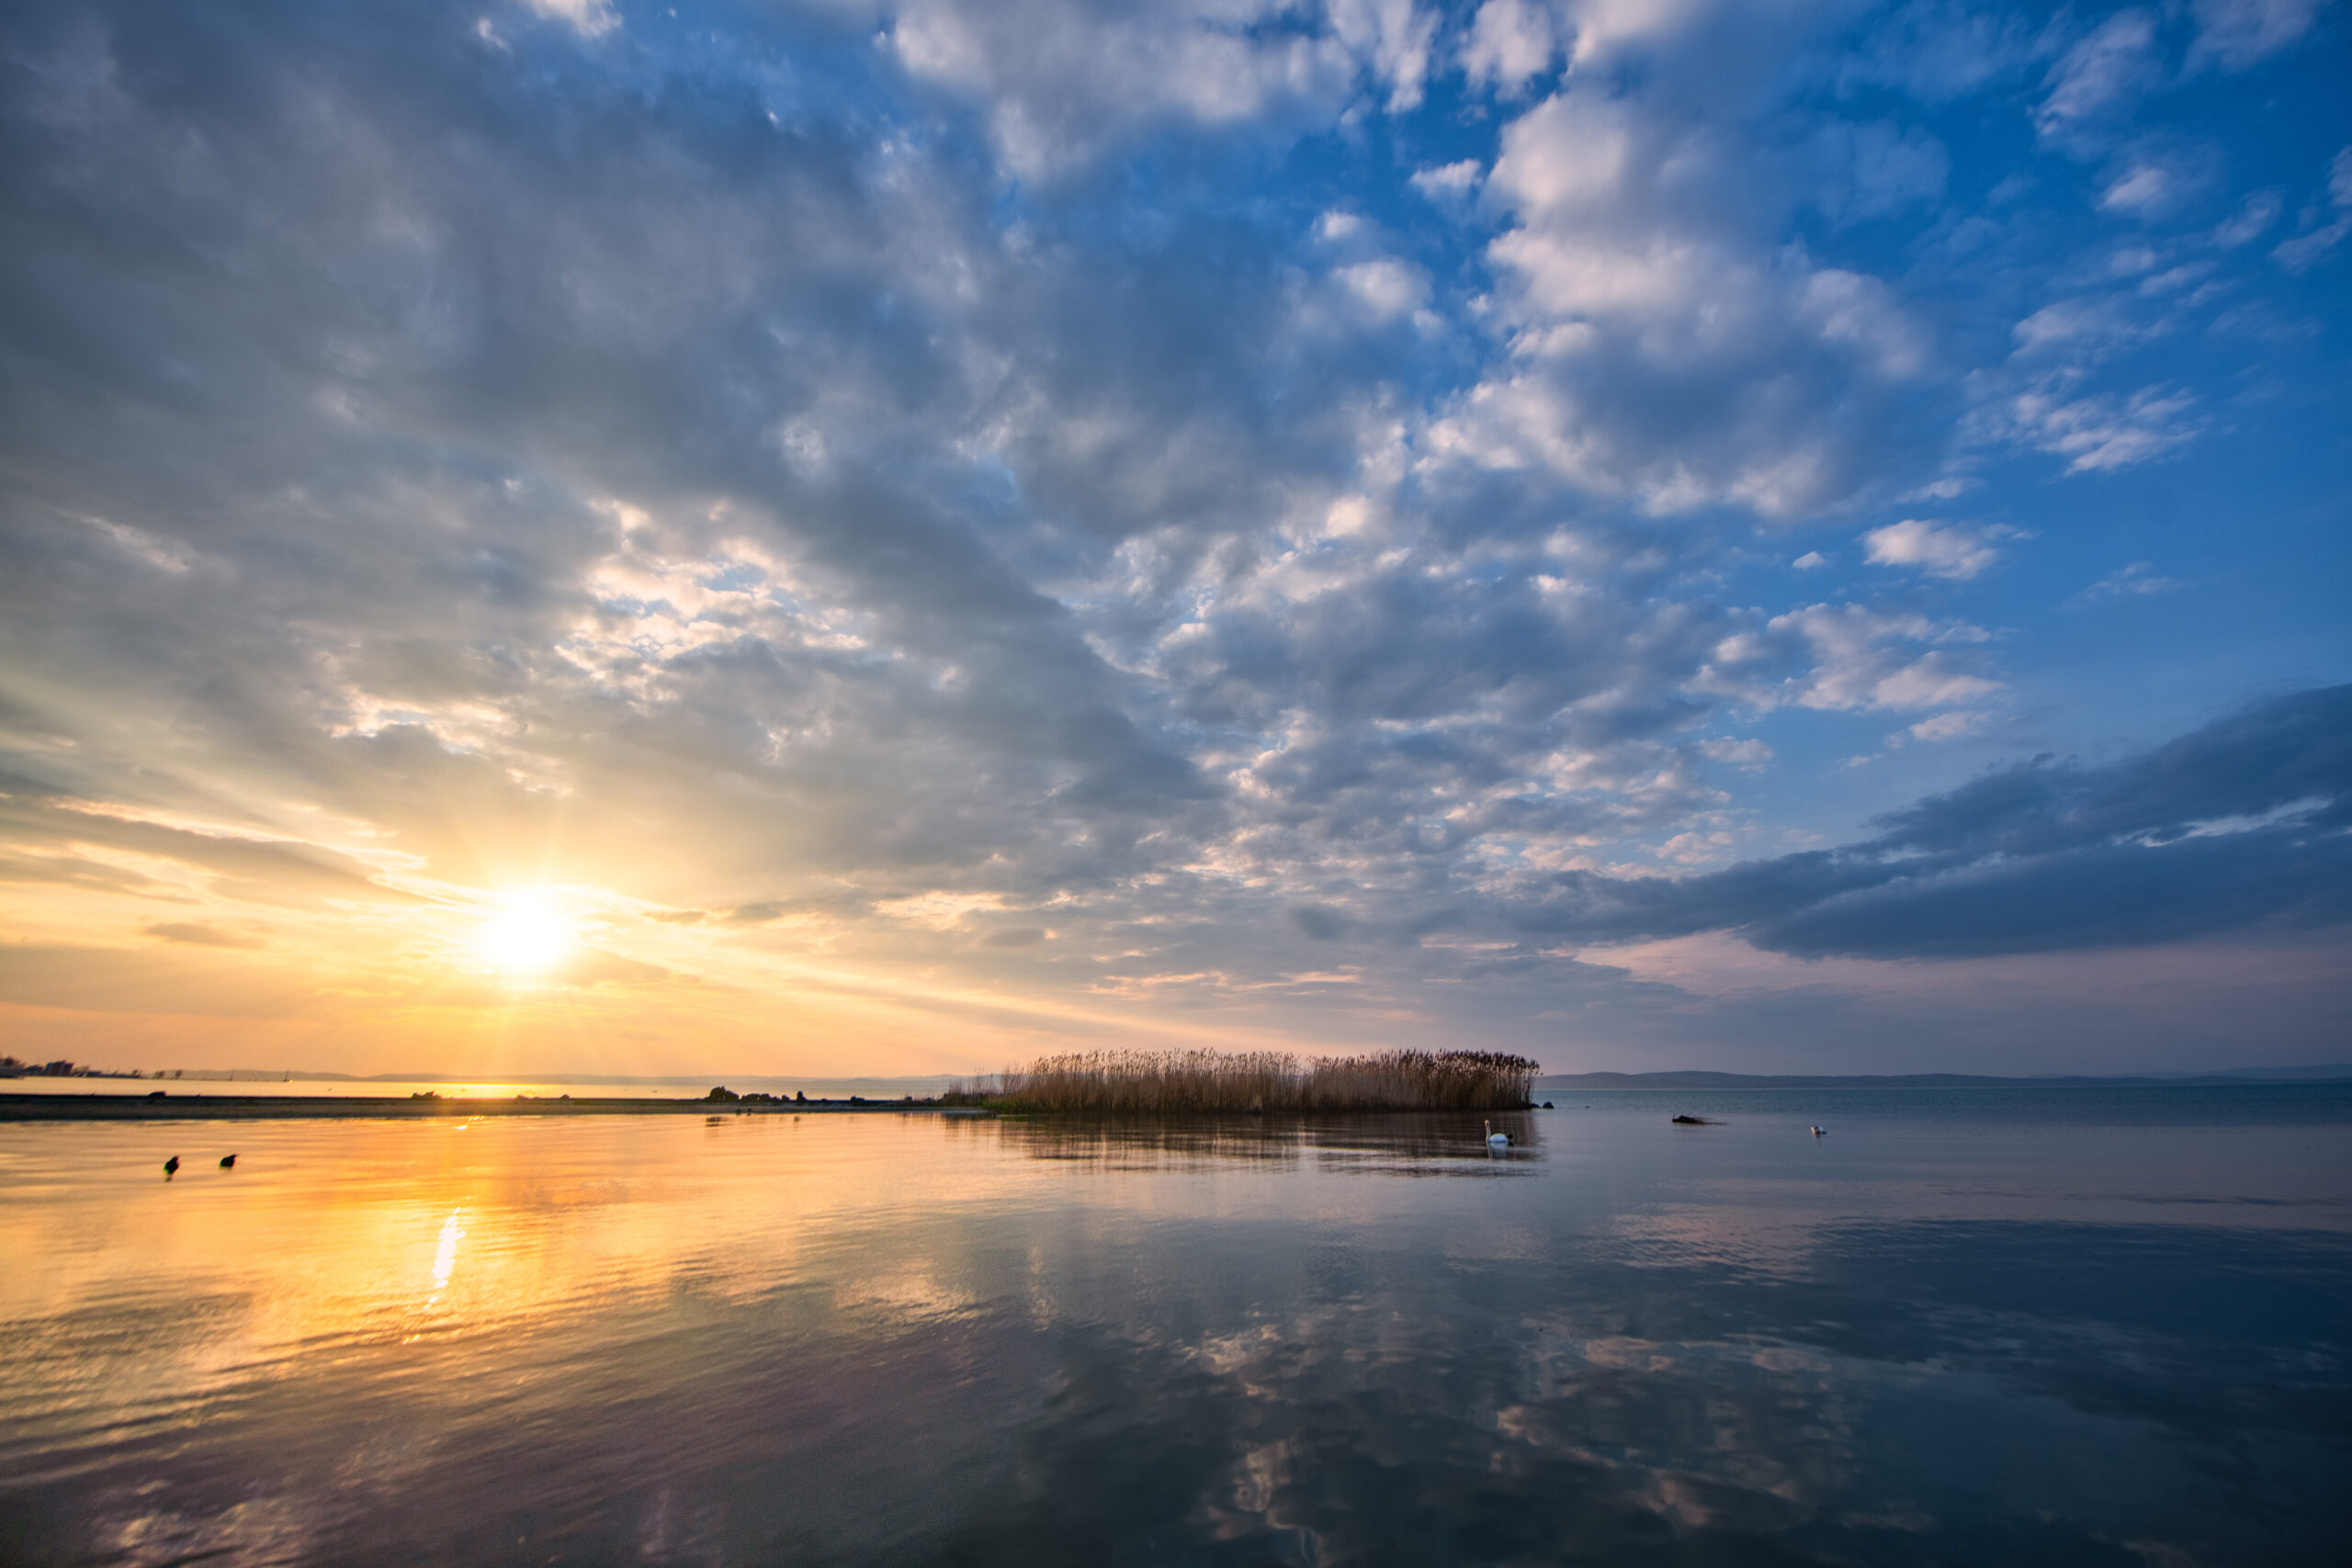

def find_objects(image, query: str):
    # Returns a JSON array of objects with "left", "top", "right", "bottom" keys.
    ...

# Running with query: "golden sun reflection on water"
[{"left": 2, "top": 1103, "right": 2346, "bottom": 1567}]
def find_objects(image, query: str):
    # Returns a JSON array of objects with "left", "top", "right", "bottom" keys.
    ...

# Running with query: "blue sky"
[{"left": 0, "top": 0, "right": 2345, "bottom": 1077}]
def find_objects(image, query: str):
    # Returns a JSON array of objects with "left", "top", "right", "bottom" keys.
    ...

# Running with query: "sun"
[{"left": 474, "top": 891, "right": 575, "bottom": 976}]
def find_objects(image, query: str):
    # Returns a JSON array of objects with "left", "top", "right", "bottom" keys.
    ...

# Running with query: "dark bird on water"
[
  {"left": 219, "top": 1155, "right": 237, "bottom": 1168},
  {"left": 163, "top": 1156, "right": 179, "bottom": 1177}
]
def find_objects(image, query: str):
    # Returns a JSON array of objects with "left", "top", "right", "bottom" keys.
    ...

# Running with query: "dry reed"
[{"left": 975, "top": 1046, "right": 1538, "bottom": 1113}]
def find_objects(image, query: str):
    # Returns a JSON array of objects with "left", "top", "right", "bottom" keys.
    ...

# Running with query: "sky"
[{"left": 1, "top": 0, "right": 2346, "bottom": 1079}]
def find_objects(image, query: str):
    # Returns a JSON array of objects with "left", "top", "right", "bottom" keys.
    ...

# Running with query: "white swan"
[{"left": 1486, "top": 1120, "right": 1510, "bottom": 1149}]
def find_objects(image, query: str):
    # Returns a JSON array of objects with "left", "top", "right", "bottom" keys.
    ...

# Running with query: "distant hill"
[{"left": 168, "top": 1070, "right": 967, "bottom": 1097}]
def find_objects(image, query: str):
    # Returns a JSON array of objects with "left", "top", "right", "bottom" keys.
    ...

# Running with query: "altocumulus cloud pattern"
[{"left": 0, "top": 0, "right": 2345, "bottom": 1074}]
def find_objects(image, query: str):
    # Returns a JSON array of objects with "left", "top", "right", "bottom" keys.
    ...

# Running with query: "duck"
[
  {"left": 1809, "top": 1125, "right": 1826, "bottom": 1137},
  {"left": 163, "top": 1156, "right": 179, "bottom": 1178},
  {"left": 1485, "top": 1120, "right": 1510, "bottom": 1149},
  {"left": 219, "top": 1154, "right": 238, "bottom": 1168}
]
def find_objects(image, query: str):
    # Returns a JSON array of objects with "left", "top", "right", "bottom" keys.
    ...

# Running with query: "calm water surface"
[{"left": 3, "top": 1088, "right": 2348, "bottom": 1565}]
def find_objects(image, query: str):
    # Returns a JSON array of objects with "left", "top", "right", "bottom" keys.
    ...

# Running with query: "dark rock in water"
[
  {"left": 1670, "top": 1114, "right": 1717, "bottom": 1125},
  {"left": 1543, "top": 1101, "right": 1555, "bottom": 1109}
]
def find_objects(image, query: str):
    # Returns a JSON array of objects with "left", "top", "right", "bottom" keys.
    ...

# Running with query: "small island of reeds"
[{"left": 952, "top": 1047, "right": 1541, "bottom": 1114}]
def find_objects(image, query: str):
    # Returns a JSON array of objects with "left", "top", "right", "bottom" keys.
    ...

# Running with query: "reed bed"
[{"left": 971, "top": 1047, "right": 1539, "bottom": 1113}]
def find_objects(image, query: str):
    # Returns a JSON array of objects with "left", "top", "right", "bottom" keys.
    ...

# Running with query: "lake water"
[{"left": 3, "top": 1087, "right": 2347, "bottom": 1565}]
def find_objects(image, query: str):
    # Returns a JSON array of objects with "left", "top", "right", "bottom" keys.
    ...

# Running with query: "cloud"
[
  {"left": 1861, "top": 519, "right": 2018, "bottom": 581},
  {"left": 1697, "top": 738, "right": 1771, "bottom": 768},
  {"left": 1902, "top": 710, "right": 1991, "bottom": 743},
  {"left": 1460, "top": 0, "right": 1562, "bottom": 95},
  {"left": 2035, "top": 9, "right": 2162, "bottom": 143},
  {"left": 1733, "top": 604, "right": 2002, "bottom": 713},
  {"left": 1408, "top": 159, "right": 1483, "bottom": 201},
  {"left": 881, "top": 0, "right": 1435, "bottom": 177},
  {"left": 1808, "top": 118, "right": 1951, "bottom": 223},
  {"left": 2002, "top": 382, "right": 2200, "bottom": 472},
  {"left": 0, "top": 787, "right": 415, "bottom": 908},
  {"left": 2273, "top": 147, "right": 2352, "bottom": 272},
  {"left": 2099, "top": 158, "right": 2199, "bottom": 219},
  {"left": 520, "top": 0, "right": 617, "bottom": 38},
  {"left": 1430, "top": 84, "right": 1930, "bottom": 517},
  {"left": 145, "top": 921, "right": 267, "bottom": 950},
  {"left": 2066, "top": 560, "right": 2183, "bottom": 606},
  {"left": 0, "top": 0, "right": 2340, "bottom": 1071},
  {"left": 2187, "top": 0, "right": 2327, "bottom": 72},
  {"left": 1838, "top": 0, "right": 2040, "bottom": 104},
  {"left": 2211, "top": 189, "right": 2282, "bottom": 247},
  {"left": 1501, "top": 685, "right": 2352, "bottom": 958}
]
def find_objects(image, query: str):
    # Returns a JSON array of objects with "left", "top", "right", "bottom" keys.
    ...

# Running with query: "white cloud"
[
  {"left": 879, "top": 1, "right": 1449, "bottom": 175},
  {"left": 2100, "top": 160, "right": 2183, "bottom": 217},
  {"left": 1461, "top": 0, "right": 1562, "bottom": 95},
  {"left": 1555, "top": 0, "right": 1719, "bottom": 69},
  {"left": 2036, "top": 10, "right": 2161, "bottom": 141},
  {"left": 1331, "top": 256, "right": 1430, "bottom": 321},
  {"left": 1328, "top": 0, "right": 1441, "bottom": 111},
  {"left": 2012, "top": 296, "right": 2140, "bottom": 358},
  {"left": 885, "top": 1, "right": 1358, "bottom": 178},
  {"left": 81, "top": 515, "right": 197, "bottom": 574},
  {"left": 1429, "top": 85, "right": 1928, "bottom": 517},
  {"left": 2188, "top": 0, "right": 2327, "bottom": 72},
  {"left": 1792, "top": 550, "right": 1828, "bottom": 570},
  {"left": 2211, "top": 189, "right": 2282, "bottom": 246},
  {"left": 1698, "top": 737, "right": 1771, "bottom": 767},
  {"left": 2006, "top": 382, "right": 2200, "bottom": 472},
  {"left": 1862, "top": 519, "right": 2018, "bottom": 581},
  {"left": 1903, "top": 709, "right": 1992, "bottom": 743},
  {"left": 1409, "top": 160, "right": 1484, "bottom": 201},
  {"left": 2273, "top": 147, "right": 2352, "bottom": 272},
  {"left": 521, "top": 0, "right": 618, "bottom": 38},
  {"left": 1731, "top": 604, "right": 2003, "bottom": 715},
  {"left": 2065, "top": 560, "right": 2184, "bottom": 606}
]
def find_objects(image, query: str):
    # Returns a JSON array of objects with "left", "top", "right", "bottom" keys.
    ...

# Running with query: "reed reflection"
[
  {"left": 992, "top": 1110, "right": 1543, "bottom": 1172},
  {"left": 0, "top": 1102, "right": 2343, "bottom": 1566}
]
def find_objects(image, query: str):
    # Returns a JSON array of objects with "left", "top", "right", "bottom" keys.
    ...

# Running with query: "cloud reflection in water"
[{"left": 0, "top": 1100, "right": 2344, "bottom": 1564}]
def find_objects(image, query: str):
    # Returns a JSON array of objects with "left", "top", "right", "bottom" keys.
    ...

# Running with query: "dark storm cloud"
[{"left": 1505, "top": 686, "right": 2352, "bottom": 958}]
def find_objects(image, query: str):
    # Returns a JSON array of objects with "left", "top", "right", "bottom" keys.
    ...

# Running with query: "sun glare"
[{"left": 475, "top": 892, "right": 575, "bottom": 976}]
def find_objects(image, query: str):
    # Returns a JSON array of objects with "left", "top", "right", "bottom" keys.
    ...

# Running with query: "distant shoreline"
[
  {"left": 1533, "top": 1067, "right": 2352, "bottom": 1090},
  {"left": 0, "top": 1093, "right": 976, "bottom": 1123}
]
